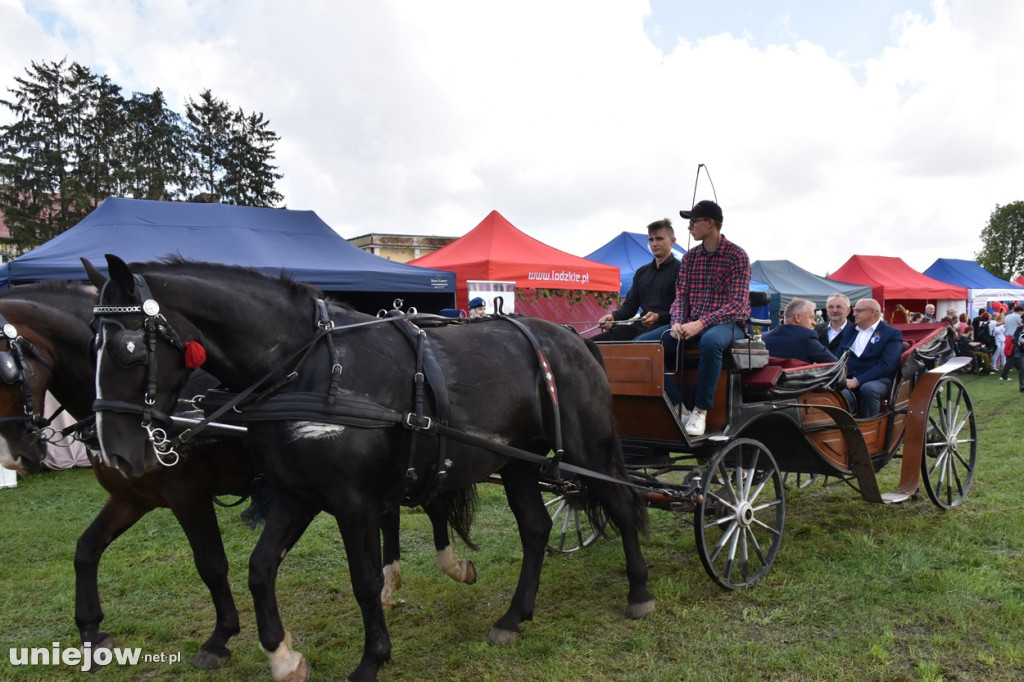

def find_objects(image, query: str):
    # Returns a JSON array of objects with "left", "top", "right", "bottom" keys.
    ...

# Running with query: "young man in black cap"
[{"left": 663, "top": 199, "right": 751, "bottom": 436}]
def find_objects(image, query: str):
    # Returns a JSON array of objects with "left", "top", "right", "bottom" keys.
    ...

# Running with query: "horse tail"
[{"left": 440, "top": 485, "right": 480, "bottom": 551}]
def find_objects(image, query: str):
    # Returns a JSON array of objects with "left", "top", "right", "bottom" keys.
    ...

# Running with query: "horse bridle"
[
  {"left": 92, "top": 274, "right": 189, "bottom": 467},
  {"left": 0, "top": 312, "right": 62, "bottom": 441}
]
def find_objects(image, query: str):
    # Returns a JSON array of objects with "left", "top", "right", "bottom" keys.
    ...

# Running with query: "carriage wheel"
[
  {"left": 695, "top": 438, "right": 785, "bottom": 590},
  {"left": 543, "top": 491, "right": 606, "bottom": 553},
  {"left": 921, "top": 375, "right": 977, "bottom": 509},
  {"left": 781, "top": 471, "right": 819, "bottom": 490}
]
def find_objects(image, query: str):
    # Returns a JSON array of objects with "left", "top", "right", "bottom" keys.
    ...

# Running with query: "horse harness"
[
  {"left": 0, "top": 311, "right": 72, "bottom": 443},
  {"left": 91, "top": 277, "right": 610, "bottom": 500}
]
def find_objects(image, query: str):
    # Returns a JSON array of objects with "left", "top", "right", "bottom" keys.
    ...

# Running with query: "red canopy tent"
[
  {"left": 1015, "top": 276, "right": 1024, "bottom": 287},
  {"left": 410, "top": 210, "right": 620, "bottom": 330},
  {"left": 830, "top": 255, "right": 968, "bottom": 319}
]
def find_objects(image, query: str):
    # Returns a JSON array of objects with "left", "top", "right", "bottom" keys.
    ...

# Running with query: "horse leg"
[
  {"left": 74, "top": 496, "right": 151, "bottom": 654},
  {"left": 335, "top": 502, "right": 391, "bottom": 682},
  {"left": 589, "top": 479, "right": 656, "bottom": 619},
  {"left": 380, "top": 507, "right": 402, "bottom": 609},
  {"left": 249, "top": 492, "right": 317, "bottom": 682},
  {"left": 424, "top": 498, "right": 476, "bottom": 585},
  {"left": 168, "top": 499, "right": 240, "bottom": 669},
  {"left": 487, "top": 464, "right": 551, "bottom": 644}
]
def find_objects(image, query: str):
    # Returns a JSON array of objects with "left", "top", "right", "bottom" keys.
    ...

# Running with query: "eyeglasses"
[
  {"left": 826, "top": 305, "right": 849, "bottom": 310},
  {"left": 688, "top": 218, "right": 710, "bottom": 226},
  {"left": 852, "top": 307, "right": 877, "bottom": 314}
]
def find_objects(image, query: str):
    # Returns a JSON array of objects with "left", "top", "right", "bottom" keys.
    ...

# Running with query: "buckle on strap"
[{"left": 404, "top": 412, "right": 433, "bottom": 431}]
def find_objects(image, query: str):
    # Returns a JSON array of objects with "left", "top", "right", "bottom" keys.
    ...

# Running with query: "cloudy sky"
[{"left": 2, "top": 0, "right": 1022, "bottom": 277}]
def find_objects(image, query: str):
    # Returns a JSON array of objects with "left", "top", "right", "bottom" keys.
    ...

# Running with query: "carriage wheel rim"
[{"left": 694, "top": 438, "right": 785, "bottom": 589}]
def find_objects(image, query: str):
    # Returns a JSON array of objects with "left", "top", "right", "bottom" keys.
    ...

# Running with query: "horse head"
[
  {"left": 87, "top": 255, "right": 201, "bottom": 478},
  {"left": 0, "top": 303, "right": 58, "bottom": 475}
]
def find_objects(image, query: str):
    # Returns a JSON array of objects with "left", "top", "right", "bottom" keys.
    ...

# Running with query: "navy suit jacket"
[
  {"left": 764, "top": 325, "right": 838, "bottom": 364},
  {"left": 838, "top": 321, "right": 904, "bottom": 384}
]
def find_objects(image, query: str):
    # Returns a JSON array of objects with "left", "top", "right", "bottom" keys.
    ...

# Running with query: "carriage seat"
[{"left": 741, "top": 357, "right": 847, "bottom": 398}]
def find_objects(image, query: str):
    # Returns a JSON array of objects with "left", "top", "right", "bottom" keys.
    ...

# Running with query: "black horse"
[
  {"left": 88, "top": 255, "right": 654, "bottom": 682},
  {"left": 0, "top": 281, "right": 475, "bottom": 672}
]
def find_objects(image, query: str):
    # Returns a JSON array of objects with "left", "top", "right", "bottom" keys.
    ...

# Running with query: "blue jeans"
[{"left": 659, "top": 323, "right": 746, "bottom": 410}]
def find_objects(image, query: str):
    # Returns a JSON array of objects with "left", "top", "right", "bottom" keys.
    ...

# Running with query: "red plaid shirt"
[{"left": 670, "top": 235, "right": 751, "bottom": 328}]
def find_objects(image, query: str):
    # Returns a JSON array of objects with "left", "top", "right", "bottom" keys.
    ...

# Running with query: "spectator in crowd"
[
  {"left": 1000, "top": 305, "right": 1024, "bottom": 381},
  {"left": 923, "top": 304, "right": 937, "bottom": 321},
  {"left": 468, "top": 297, "right": 487, "bottom": 317}
]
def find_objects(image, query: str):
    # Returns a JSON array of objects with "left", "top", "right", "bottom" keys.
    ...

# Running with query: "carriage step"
[{"left": 880, "top": 491, "right": 912, "bottom": 504}]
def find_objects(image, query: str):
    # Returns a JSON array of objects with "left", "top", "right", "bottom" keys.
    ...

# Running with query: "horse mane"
[{"left": 136, "top": 255, "right": 325, "bottom": 301}]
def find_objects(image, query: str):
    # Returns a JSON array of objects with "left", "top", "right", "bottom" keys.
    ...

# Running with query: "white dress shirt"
[{"left": 850, "top": 320, "right": 881, "bottom": 357}]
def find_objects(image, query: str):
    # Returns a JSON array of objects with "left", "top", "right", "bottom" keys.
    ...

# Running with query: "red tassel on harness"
[{"left": 184, "top": 340, "right": 207, "bottom": 369}]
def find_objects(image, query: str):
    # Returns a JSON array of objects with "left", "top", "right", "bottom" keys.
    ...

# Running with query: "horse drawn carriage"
[
  {"left": 2, "top": 259, "right": 977, "bottom": 681},
  {"left": 592, "top": 307, "right": 975, "bottom": 589}
]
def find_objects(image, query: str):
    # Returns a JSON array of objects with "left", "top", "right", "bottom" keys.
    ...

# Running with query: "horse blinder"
[{"left": 0, "top": 351, "right": 22, "bottom": 384}]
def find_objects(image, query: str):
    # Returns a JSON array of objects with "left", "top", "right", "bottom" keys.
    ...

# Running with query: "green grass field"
[{"left": 1, "top": 372, "right": 1021, "bottom": 681}]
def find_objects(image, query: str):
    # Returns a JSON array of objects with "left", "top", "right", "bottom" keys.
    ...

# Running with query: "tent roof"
[
  {"left": 0, "top": 197, "right": 455, "bottom": 295},
  {"left": 409, "top": 210, "right": 619, "bottom": 292},
  {"left": 584, "top": 231, "right": 685, "bottom": 296},
  {"left": 830, "top": 255, "right": 967, "bottom": 301},
  {"left": 1016, "top": 276, "right": 1024, "bottom": 287},
  {"left": 923, "top": 258, "right": 1024, "bottom": 291},
  {"left": 750, "top": 260, "right": 871, "bottom": 308}
]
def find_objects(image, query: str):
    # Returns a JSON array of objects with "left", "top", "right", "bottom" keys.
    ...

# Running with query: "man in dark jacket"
[
  {"left": 764, "top": 298, "right": 838, "bottom": 364},
  {"left": 592, "top": 218, "right": 680, "bottom": 341},
  {"left": 815, "top": 293, "right": 851, "bottom": 354},
  {"left": 838, "top": 298, "right": 904, "bottom": 417}
]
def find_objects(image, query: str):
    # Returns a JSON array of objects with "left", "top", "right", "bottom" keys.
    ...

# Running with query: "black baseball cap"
[{"left": 679, "top": 200, "right": 723, "bottom": 223}]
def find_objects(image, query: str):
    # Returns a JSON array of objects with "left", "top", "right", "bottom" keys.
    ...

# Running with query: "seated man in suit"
[
  {"left": 815, "top": 293, "right": 851, "bottom": 354},
  {"left": 838, "top": 298, "right": 904, "bottom": 418},
  {"left": 763, "top": 298, "right": 838, "bottom": 364}
]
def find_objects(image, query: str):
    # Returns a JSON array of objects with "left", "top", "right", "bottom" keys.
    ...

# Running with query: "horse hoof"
[
  {"left": 486, "top": 627, "right": 519, "bottom": 645},
  {"left": 283, "top": 657, "right": 310, "bottom": 682},
  {"left": 191, "top": 648, "right": 231, "bottom": 670},
  {"left": 625, "top": 599, "right": 656, "bottom": 620},
  {"left": 464, "top": 561, "right": 477, "bottom": 585},
  {"left": 90, "top": 632, "right": 115, "bottom": 650}
]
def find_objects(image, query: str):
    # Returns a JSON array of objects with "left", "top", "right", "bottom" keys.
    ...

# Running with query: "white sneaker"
[{"left": 685, "top": 409, "right": 707, "bottom": 437}]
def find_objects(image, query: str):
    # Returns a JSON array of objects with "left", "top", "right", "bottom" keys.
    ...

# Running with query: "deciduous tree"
[{"left": 976, "top": 202, "right": 1024, "bottom": 281}]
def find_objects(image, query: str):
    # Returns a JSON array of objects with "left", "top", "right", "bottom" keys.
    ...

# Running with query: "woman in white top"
[{"left": 993, "top": 312, "right": 1007, "bottom": 371}]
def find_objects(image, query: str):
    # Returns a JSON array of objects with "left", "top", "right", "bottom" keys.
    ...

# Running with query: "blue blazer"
[
  {"left": 838, "top": 321, "right": 904, "bottom": 384},
  {"left": 763, "top": 325, "right": 838, "bottom": 364}
]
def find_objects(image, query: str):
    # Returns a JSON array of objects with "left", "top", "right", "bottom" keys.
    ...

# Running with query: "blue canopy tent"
[
  {"left": 585, "top": 231, "right": 774, "bottom": 321},
  {"left": 923, "top": 258, "right": 1024, "bottom": 314},
  {"left": 751, "top": 260, "right": 872, "bottom": 326},
  {"left": 0, "top": 198, "right": 456, "bottom": 313}
]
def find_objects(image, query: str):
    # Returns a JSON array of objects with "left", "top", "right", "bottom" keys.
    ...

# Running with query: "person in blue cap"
[{"left": 468, "top": 296, "right": 487, "bottom": 317}]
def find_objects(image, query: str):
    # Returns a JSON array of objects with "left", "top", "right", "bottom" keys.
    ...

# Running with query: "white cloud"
[{"left": 2, "top": 0, "right": 1023, "bottom": 276}]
